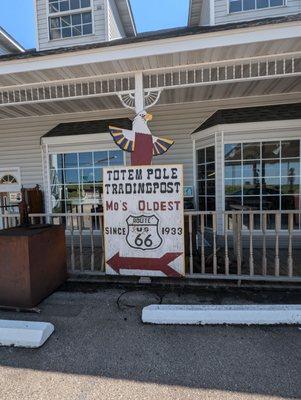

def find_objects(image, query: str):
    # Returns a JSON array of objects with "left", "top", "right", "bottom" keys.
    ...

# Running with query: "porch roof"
[
  {"left": 43, "top": 118, "right": 132, "bottom": 137},
  {"left": 192, "top": 102, "right": 301, "bottom": 133},
  {"left": 0, "top": 13, "right": 300, "bottom": 62}
]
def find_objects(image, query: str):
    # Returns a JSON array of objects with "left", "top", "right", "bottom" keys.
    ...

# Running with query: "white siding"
[
  {"left": 107, "top": 0, "right": 125, "bottom": 39},
  {"left": 215, "top": 0, "right": 301, "bottom": 25},
  {"left": 36, "top": 0, "right": 106, "bottom": 51},
  {"left": 200, "top": 0, "right": 212, "bottom": 25}
]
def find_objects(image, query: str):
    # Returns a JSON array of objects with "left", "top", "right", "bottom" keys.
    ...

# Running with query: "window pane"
[
  {"left": 225, "top": 179, "right": 241, "bottom": 195},
  {"left": 199, "top": 197, "right": 206, "bottom": 210},
  {"left": 243, "top": 161, "right": 260, "bottom": 178},
  {"left": 243, "top": 143, "right": 260, "bottom": 160},
  {"left": 225, "top": 161, "right": 241, "bottom": 179},
  {"left": 281, "top": 140, "right": 300, "bottom": 158},
  {"left": 65, "top": 170, "right": 79, "bottom": 184},
  {"left": 256, "top": 0, "right": 269, "bottom": 7},
  {"left": 94, "top": 168, "right": 103, "bottom": 184},
  {"left": 243, "top": 0, "right": 255, "bottom": 10},
  {"left": 49, "top": 2, "right": 59, "bottom": 13},
  {"left": 62, "top": 27, "right": 72, "bottom": 37},
  {"left": 59, "top": 0, "right": 70, "bottom": 11},
  {"left": 207, "top": 180, "right": 215, "bottom": 195},
  {"left": 197, "top": 149, "right": 205, "bottom": 164},
  {"left": 94, "top": 151, "right": 109, "bottom": 166},
  {"left": 198, "top": 165, "right": 206, "bottom": 180},
  {"left": 262, "top": 160, "right": 280, "bottom": 177},
  {"left": 81, "top": 0, "right": 91, "bottom": 7},
  {"left": 64, "top": 153, "right": 78, "bottom": 168},
  {"left": 225, "top": 144, "right": 242, "bottom": 160},
  {"left": 262, "top": 141, "right": 280, "bottom": 158},
  {"left": 198, "top": 181, "right": 205, "bottom": 194},
  {"left": 109, "top": 150, "right": 124, "bottom": 166},
  {"left": 243, "top": 179, "right": 260, "bottom": 196},
  {"left": 243, "top": 196, "right": 260, "bottom": 210},
  {"left": 262, "top": 196, "right": 280, "bottom": 210},
  {"left": 50, "top": 169, "right": 64, "bottom": 184},
  {"left": 70, "top": 0, "right": 80, "bottom": 9},
  {"left": 206, "top": 146, "right": 215, "bottom": 163},
  {"left": 83, "top": 24, "right": 92, "bottom": 35},
  {"left": 79, "top": 152, "right": 92, "bottom": 167},
  {"left": 72, "top": 14, "right": 82, "bottom": 25},
  {"left": 50, "top": 17, "right": 60, "bottom": 28},
  {"left": 229, "top": 0, "right": 242, "bottom": 12},
  {"left": 262, "top": 177, "right": 280, "bottom": 195},
  {"left": 225, "top": 196, "right": 242, "bottom": 211},
  {"left": 281, "top": 195, "right": 299, "bottom": 210},
  {"left": 61, "top": 15, "right": 71, "bottom": 27},
  {"left": 65, "top": 185, "right": 80, "bottom": 199},
  {"left": 206, "top": 163, "right": 215, "bottom": 179},
  {"left": 73, "top": 26, "right": 82, "bottom": 36},
  {"left": 50, "top": 28, "right": 61, "bottom": 39},
  {"left": 50, "top": 154, "right": 64, "bottom": 169},
  {"left": 80, "top": 169, "right": 94, "bottom": 183},
  {"left": 82, "top": 12, "right": 92, "bottom": 24},
  {"left": 207, "top": 197, "right": 216, "bottom": 211},
  {"left": 281, "top": 177, "right": 299, "bottom": 194},
  {"left": 270, "top": 0, "right": 284, "bottom": 6},
  {"left": 281, "top": 159, "right": 300, "bottom": 177},
  {"left": 52, "top": 200, "right": 64, "bottom": 213}
]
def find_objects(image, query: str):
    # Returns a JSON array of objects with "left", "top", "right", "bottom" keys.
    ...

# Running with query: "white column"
[{"left": 134, "top": 72, "right": 144, "bottom": 113}]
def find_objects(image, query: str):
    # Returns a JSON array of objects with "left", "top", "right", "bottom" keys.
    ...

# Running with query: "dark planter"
[{"left": 0, "top": 225, "right": 67, "bottom": 308}]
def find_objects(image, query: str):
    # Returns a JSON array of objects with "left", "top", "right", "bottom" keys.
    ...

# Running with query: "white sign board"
[{"left": 103, "top": 165, "right": 185, "bottom": 277}]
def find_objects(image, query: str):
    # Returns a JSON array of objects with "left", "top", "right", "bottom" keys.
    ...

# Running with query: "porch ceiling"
[
  {"left": 0, "top": 77, "right": 300, "bottom": 120},
  {"left": 0, "top": 37, "right": 300, "bottom": 87}
]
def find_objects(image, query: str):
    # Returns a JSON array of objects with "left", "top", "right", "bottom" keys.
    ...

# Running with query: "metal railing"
[{"left": 0, "top": 210, "right": 300, "bottom": 282}]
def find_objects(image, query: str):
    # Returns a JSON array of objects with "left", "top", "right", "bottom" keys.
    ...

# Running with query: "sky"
[{"left": 0, "top": 0, "right": 189, "bottom": 50}]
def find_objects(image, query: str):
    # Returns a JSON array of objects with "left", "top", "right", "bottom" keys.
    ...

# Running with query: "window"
[
  {"left": 0, "top": 175, "right": 18, "bottom": 185},
  {"left": 49, "top": 150, "right": 124, "bottom": 214},
  {"left": 48, "top": 0, "right": 92, "bottom": 40},
  {"left": 224, "top": 140, "right": 301, "bottom": 229},
  {"left": 197, "top": 146, "right": 216, "bottom": 226},
  {"left": 49, "top": 0, "right": 91, "bottom": 13},
  {"left": 229, "top": 0, "right": 285, "bottom": 13}
]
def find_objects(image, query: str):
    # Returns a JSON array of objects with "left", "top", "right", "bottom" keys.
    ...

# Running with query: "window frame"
[
  {"left": 0, "top": 167, "right": 21, "bottom": 193},
  {"left": 228, "top": 0, "right": 287, "bottom": 14},
  {"left": 196, "top": 144, "right": 217, "bottom": 213},
  {"left": 47, "top": 148, "right": 126, "bottom": 215},
  {"left": 47, "top": 0, "right": 94, "bottom": 42},
  {"left": 223, "top": 138, "right": 301, "bottom": 231}
]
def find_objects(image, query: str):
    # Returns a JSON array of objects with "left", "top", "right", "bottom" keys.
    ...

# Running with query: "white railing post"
[
  {"left": 188, "top": 214, "right": 194, "bottom": 275},
  {"left": 288, "top": 213, "right": 294, "bottom": 278}
]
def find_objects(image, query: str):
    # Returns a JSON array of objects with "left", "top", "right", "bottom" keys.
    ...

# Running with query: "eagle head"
[{"left": 133, "top": 110, "right": 153, "bottom": 134}]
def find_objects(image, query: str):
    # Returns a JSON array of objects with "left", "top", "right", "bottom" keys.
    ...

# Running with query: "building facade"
[{"left": 0, "top": 0, "right": 300, "bottom": 281}]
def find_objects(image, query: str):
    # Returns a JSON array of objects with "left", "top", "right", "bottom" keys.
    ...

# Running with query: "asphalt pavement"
[{"left": 0, "top": 287, "right": 300, "bottom": 400}]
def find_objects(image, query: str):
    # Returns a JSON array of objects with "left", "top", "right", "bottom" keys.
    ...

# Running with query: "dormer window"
[
  {"left": 229, "top": 0, "right": 285, "bottom": 13},
  {"left": 48, "top": 0, "right": 93, "bottom": 40}
]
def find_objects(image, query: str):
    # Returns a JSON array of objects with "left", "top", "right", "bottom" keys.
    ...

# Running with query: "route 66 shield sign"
[{"left": 126, "top": 215, "right": 163, "bottom": 251}]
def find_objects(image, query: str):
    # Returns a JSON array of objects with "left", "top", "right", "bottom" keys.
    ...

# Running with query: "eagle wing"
[
  {"left": 109, "top": 126, "right": 135, "bottom": 153},
  {"left": 152, "top": 136, "right": 174, "bottom": 156}
]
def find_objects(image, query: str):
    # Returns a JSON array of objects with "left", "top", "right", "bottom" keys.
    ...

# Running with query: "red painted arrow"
[{"left": 106, "top": 252, "right": 183, "bottom": 277}]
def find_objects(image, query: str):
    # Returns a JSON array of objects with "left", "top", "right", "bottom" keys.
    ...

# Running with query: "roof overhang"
[
  {"left": 192, "top": 117, "right": 301, "bottom": 139},
  {"left": 188, "top": 0, "right": 204, "bottom": 27},
  {"left": 0, "top": 18, "right": 300, "bottom": 77},
  {"left": 115, "top": 0, "right": 137, "bottom": 37},
  {"left": 0, "top": 27, "right": 25, "bottom": 54}
]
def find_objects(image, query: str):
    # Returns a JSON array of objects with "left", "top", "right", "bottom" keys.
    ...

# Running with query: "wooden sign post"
[{"left": 103, "top": 165, "right": 185, "bottom": 277}]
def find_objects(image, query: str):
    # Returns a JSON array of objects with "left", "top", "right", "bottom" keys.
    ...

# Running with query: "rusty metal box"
[{"left": 0, "top": 225, "right": 67, "bottom": 308}]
